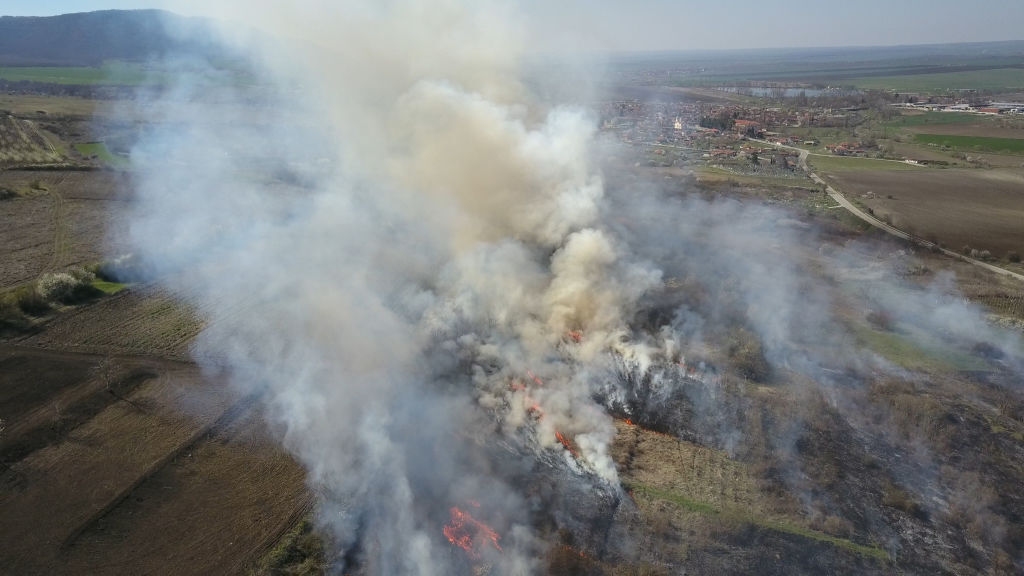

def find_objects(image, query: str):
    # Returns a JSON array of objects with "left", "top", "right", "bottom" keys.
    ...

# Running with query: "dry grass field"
[{"left": 0, "top": 114, "right": 64, "bottom": 167}]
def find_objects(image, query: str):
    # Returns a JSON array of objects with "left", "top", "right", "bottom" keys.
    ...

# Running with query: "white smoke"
[{"left": 124, "top": 1, "right": 659, "bottom": 572}]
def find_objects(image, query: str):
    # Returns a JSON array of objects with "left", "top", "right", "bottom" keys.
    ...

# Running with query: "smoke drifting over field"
[{"left": 122, "top": 1, "right": 1023, "bottom": 573}]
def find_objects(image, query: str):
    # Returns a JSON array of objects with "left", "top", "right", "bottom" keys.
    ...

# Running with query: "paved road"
[{"left": 753, "top": 139, "right": 1024, "bottom": 283}]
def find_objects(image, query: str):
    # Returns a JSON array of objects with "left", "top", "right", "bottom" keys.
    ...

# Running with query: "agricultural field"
[
  {"left": 0, "top": 171, "right": 128, "bottom": 289},
  {"left": 18, "top": 287, "right": 204, "bottom": 359},
  {"left": 848, "top": 68, "right": 1024, "bottom": 92},
  {"left": 1, "top": 267, "right": 308, "bottom": 575},
  {"left": 0, "top": 90, "right": 310, "bottom": 574},
  {"left": 884, "top": 111, "right": 985, "bottom": 128},
  {"left": 807, "top": 154, "right": 924, "bottom": 173},
  {"left": 0, "top": 62, "right": 155, "bottom": 86},
  {"left": 827, "top": 168, "right": 1024, "bottom": 258},
  {"left": 914, "top": 133, "right": 1024, "bottom": 154},
  {"left": 0, "top": 345, "right": 308, "bottom": 575}
]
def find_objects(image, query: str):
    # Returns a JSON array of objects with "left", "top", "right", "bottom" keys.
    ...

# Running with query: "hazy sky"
[{"left": 3, "top": 0, "right": 1023, "bottom": 52}]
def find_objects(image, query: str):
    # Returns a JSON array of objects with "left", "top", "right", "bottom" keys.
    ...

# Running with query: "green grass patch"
[
  {"left": 852, "top": 325, "right": 989, "bottom": 373},
  {"left": 847, "top": 68, "right": 1024, "bottom": 92},
  {"left": 628, "top": 483, "right": 720, "bottom": 514},
  {"left": 91, "top": 279, "right": 128, "bottom": 295},
  {"left": 758, "top": 518, "right": 890, "bottom": 561},
  {"left": 808, "top": 155, "right": 923, "bottom": 173},
  {"left": 626, "top": 482, "right": 889, "bottom": 561},
  {"left": 74, "top": 141, "right": 129, "bottom": 167},
  {"left": 0, "top": 62, "right": 158, "bottom": 86},
  {"left": 914, "top": 133, "right": 1024, "bottom": 154}
]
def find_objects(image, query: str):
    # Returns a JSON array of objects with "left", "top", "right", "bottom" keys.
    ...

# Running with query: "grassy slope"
[
  {"left": 74, "top": 142, "right": 129, "bottom": 167},
  {"left": 914, "top": 133, "right": 1024, "bottom": 153},
  {"left": 848, "top": 68, "right": 1024, "bottom": 91}
]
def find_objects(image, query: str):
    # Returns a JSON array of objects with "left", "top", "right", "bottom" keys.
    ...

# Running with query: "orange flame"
[
  {"left": 526, "top": 370, "right": 545, "bottom": 387},
  {"left": 560, "top": 544, "right": 588, "bottom": 559},
  {"left": 443, "top": 506, "right": 502, "bottom": 559},
  {"left": 616, "top": 417, "right": 673, "bottom": 438},
  {"left": 555, "top": 431, "right": 579, "bottom": 458},
  {"left": 566, "top": 330, "right": 583, "bottom": 343}
]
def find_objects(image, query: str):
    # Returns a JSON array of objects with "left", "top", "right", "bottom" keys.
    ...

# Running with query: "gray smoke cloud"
[
  {"left": 119, "top": 1, "right": 1023, "bottom": 573},
  {"left": 124, "top": 1, "right": 648, "bottom": 572}
]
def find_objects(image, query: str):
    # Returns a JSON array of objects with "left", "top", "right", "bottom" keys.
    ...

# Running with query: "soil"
[
  {"left": 0, "top": 170, "right": 128, "bottom": 288},
  {"left": 830, "top": 168, "right": 1024, "bottom": 257},
  {"left": 0, "top": 162, "right": 310, "bottom": 575}
]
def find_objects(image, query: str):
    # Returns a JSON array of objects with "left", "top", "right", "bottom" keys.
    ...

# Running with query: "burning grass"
[{"left": 443, "top": 504, "right": 502, "bottom": 560}]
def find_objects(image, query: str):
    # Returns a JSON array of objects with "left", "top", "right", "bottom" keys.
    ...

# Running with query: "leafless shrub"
[{"left": 36, "top": 268, "right": 96, "bottom": 303}]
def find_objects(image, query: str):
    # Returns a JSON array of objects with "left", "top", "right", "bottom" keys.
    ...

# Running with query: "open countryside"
[{"left": 1, "top": 6, "right": 1024, "bottom": 576}]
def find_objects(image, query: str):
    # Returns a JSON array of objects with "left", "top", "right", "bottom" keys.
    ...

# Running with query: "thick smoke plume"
[
  {"left": 127, "top": 1, "right": 647, "bottom": 572},
  {"left": 121, "top": 1, "right": 1023, "bottom": 573}
]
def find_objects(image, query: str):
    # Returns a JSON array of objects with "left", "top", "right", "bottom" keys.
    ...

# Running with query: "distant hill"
[{"left": 0, "top": 10, "right": 221, "bottom": 66}]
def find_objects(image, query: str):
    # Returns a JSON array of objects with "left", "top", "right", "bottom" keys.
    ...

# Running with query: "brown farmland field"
[
  {"left": 19, "top": 286, "right": 205, "bottom": 359},
  {"left": 829, "top": 168, "right": 1024, "bottom": 257},
  {"left": 0, "top": 345, "right": 309, "bottom": 575},
  {"left": 0, "top": 131, "right": 309, "bottom": 574},
  {"left": 0, "top": 171, "right": 128, "bottom": 288}
]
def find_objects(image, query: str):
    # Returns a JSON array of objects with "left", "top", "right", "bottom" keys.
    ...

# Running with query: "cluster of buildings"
[
  {"left": 598, "top": 99, "right": 866, "bottom": 155},
  {"left": 893, "top": 101, "right": 1024, "bottom": 115},
  {"left": 823, "top": 142, "right": 873, "bottom": 156}
]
